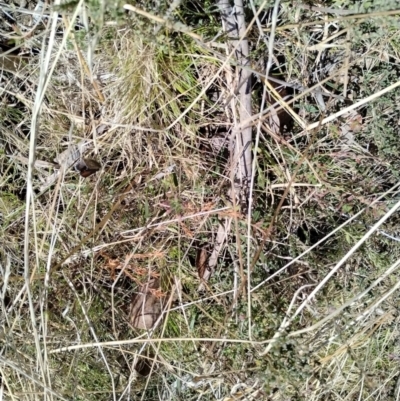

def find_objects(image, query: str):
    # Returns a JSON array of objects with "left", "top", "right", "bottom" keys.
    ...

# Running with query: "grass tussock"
[{"left": 2, "top": 1, "right": 400, "bottom": 400}]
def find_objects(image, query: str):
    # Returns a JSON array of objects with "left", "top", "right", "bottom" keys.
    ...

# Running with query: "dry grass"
[{"left": 2, "top": 1, "right": 400, "bottom": 400}]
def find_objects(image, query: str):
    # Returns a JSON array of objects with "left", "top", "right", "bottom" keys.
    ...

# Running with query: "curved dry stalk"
[
  {"left": 63, "top": 273, "right": 117, "bottom": 401},
  {"left": 305, "top": 78, "right": 400, "bottom": 130},
  {"left": 23, "top": 0, "right": 86, "bottom": 397},
  {"left": 260, "top": 191, "right": 400, "bottom": 356},
  {"left": 123, "top": 3, "right": 202, "bottom": 41}
]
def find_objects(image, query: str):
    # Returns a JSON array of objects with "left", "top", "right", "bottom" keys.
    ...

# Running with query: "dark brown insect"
[{"left": 75, "top": 158, "right": 101, "bottom": 178}]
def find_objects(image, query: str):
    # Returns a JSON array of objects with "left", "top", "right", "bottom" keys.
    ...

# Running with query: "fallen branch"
[{"left": 198, "top": 0, "right": 253, "bottom": 291}]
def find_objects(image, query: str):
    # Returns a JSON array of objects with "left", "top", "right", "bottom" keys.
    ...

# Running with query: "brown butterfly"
[{"left": 75, "top": 158, "right": 101, "bottom": 178}]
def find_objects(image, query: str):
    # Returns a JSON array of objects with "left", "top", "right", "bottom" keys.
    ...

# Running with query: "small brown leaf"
[
  {"left": 196, "top": 247, "right": 208, "bottom": 279},
  {"left": 130, "top": 278, "right": 162, "bottom": 330}
]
